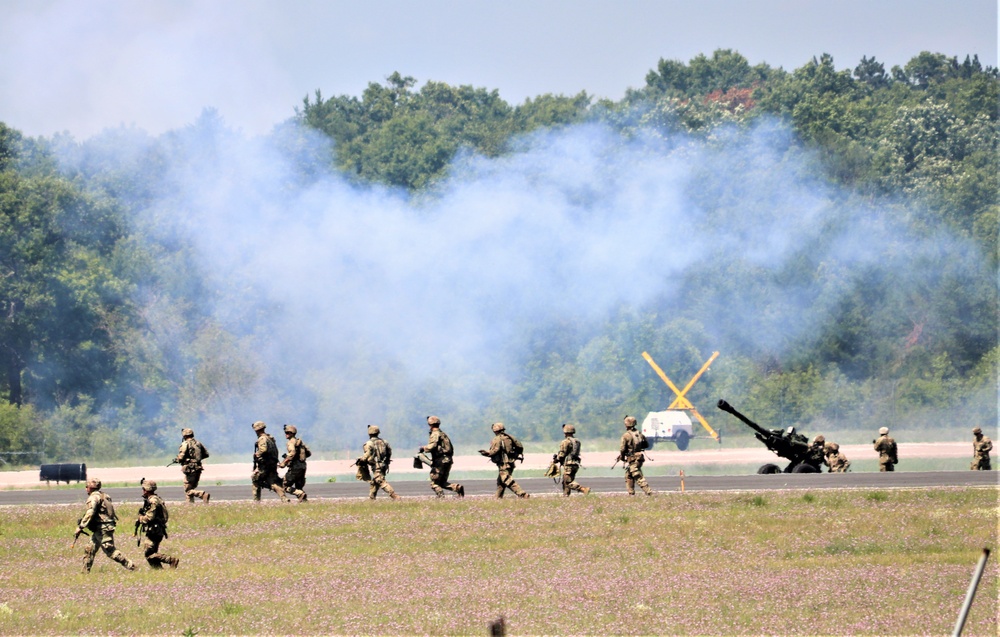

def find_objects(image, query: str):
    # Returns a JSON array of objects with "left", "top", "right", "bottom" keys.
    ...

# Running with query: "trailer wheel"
[
  {"left": 791, "top": 463, "right": 819, "bottom": 473},
  {"left": 757, "top": 463, "right": 782, "bottom": 474},
  {"left": 673, "top": 430, "right": 690, "bottom": 451}
]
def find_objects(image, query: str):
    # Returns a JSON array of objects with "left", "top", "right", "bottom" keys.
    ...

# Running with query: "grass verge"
[{"left": 0, "top": 487, "right": 997, "bottom": 635}]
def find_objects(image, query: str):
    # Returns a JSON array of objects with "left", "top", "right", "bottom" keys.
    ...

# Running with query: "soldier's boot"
[
  {"left": 252, "top": 486, "right": 262, "bottom": 502},
  {"left": 563, "top": 487, "right": 572, "bottom": 497},
  {"left": 297, "top": 491, "right": 308, "bottom": 502},
  {"left": 168, "top": 557, "right": 179, "bottom": 569},
  {"left": 626, "top": 476, "right": 635, "bottom": 495},
  {"left": 432, "top": 486, "right": 446, "bottom": 498},
  {"left": 186, "top": 493, "right": 196, "bottom": 503},
  {"left": 581, "top": 486, "right": 592, "bottom": 495},
  {"left": 274, "top": 485, "right": 290, "bottom": 502},
  {"left": 390, "top": 492, "right": 401, "bottom": 500},
  {"left": 455, "top": 484, "right": 465, "bottom": 498},
  {"left": 494, "top": 485, "right": 505, "bottom": 498},
  {"left": 639, "top": 479, "right": 653, "bottom": 496},
  {"left": 201, "top": 492, "right": 211, "bottom": 503},
  {"left": 518, "top": 492, "right": 530, "bottom": 499}
]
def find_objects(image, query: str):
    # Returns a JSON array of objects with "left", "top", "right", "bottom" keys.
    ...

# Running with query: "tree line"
[{"left": 1, "top": 49, "right": 996, "bottom": 465}]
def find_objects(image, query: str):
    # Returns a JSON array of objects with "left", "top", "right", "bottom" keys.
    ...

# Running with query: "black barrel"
[{"left": 39, "top": 463, "right": 87, "bottom": 484}]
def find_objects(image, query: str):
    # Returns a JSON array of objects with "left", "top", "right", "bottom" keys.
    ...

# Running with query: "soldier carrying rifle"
[
  {"left": 74, "top": 479, "right": 135, "bottom": 573},
  {"left": 135, "top": 479, "right": 179, "bottom": 569},
  {"left": 172, "top": 428, "right": 210, "bottom": 503}
]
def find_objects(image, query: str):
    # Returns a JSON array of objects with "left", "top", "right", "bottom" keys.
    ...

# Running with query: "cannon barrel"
[{"left": 716, "top": 399, "right": 770, "bottom": 437}]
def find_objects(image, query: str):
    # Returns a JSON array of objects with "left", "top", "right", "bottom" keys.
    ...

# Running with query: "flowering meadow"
[{"left": 0, "top": 487, "right": 996, "bottom": 636}]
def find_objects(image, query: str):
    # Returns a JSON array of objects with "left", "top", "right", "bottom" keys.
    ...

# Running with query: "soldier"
[
  {"left": 479, "top": 422, "right": 529, "bottom": 499},
  {"left": 555, "top": 424, "right": 590, "bottom": 496},
  {"left": 971, "top": 427, "right": 992, "bottom": 470},
  {"left": 420, "top": 416, "right": 464, "bottom": 498},
  {"left": 807, "top": 435, "right": 827, "bottom": 471},
  {"left": 824, "top": 442, "right": 851, "bottom": 473},
  {"left": 74, "top": 478, "right": 135, "bottom": 573},
  {"left": 136, "top": 480, "right": 179, "bottom": 569},
  {"left": 174, "top": 428, "right": 210, "bottom": 503},
  {"left": 278, "top": 424, "right": 310, "bottom": 502},
  {"left": 619, "top": 416, "right": 653, "bottom": 495},
  {"left": 251, "top": 421, "right": 290, "bottom": 502},
  {"left": 361, "top": 425, "right": 399, "bottom": 500},
  {"left": 873, "top": 426, "right": 898, "bottom": 472}
]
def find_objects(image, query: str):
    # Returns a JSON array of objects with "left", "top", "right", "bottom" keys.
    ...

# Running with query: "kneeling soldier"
[
  {"left": 75, "top": 479, "right": 135, "bottom": 573},
  {"left": 136, "top": 480, "right": 178, "bottom": 569}
]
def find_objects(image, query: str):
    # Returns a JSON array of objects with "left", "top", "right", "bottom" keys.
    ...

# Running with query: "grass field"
[{"left": 0, "top": 487, "right": 997, "bottom": 636}]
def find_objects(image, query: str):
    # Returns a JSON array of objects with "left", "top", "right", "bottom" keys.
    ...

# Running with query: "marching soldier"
[
  {"left": 251, "top": 421, "right": 289, "bottom": 502},
  {"left": 555, "top": 424, "right": 590, "bottom": 496},
  {"left": 136, "top": 480, "right": 178, "bottom": 569},
  {"left": 360, "top": 425, "right": 399, "bottom": 500},
  {"left": 873, "top": 426, "right": 898, "bottom": 472},
  {"left": 479, "top": 422, "right": 529, "bottom": 499},
  {"left": 74, "top": 479, "right": 135, "bottom": 573},
  {"left": 824, "top": 442, "right": 851, "bottom": 473},
  {"left": 619, "top": 416, "right": 653, "bottom": 495},
  {"left": 174, "top": 428, "right": 210, "bottom": 503},
  {"left": 971, "top": 427, "right": 992, "bottom": 470},
  {"left": 278, "top": 424, "right": 310, "bottom": 502},
  {"left": 420, "top": 416, "right": 464, "bottom": 498}
]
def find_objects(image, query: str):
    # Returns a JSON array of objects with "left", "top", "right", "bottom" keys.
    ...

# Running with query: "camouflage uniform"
[
  {"left": 137, "top": 481, "right": 178, "bottom": 569},
  {"left": 175, "top": 428, "right": 210, "bottom": 503},
  {"left": 971, "top": 427, "right": 992, "bottom": 470},
  {"left": 824, "top": 442, "right": 851, "bottom": 473},
  {"left": 421, "top": 416, "right": 463, "bottom": 497},
  {"left": 76, "top": 479, "right": 135, "bottom": 572},
  {"left": 619, "top": 416, "right": 652, "bottom": 495},
  {"left": 873, "top": 427, "right": 897, "bottom": 472},
  {"left": 362, "top": 426, "right": 399, "bottom": 500},
  {"left": 479, "top": 422, "right": 529, "bottom": 499},
  {"left": 251, "top": 421, "right": 289, "bottom": 501},
  {"left": 556, "top": 424, "right": 590, "bottom": 496},
  {"left": 279, "top": 424, "right": 309, "bottom": 502}
]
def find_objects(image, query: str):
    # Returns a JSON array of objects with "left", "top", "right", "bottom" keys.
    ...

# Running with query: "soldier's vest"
[
  {"left": 568, "top": 438, "right": 582, "bottom": 463},
  {"left": 371, "top": 438, "right": 392, "bottom": 471},
  {"left": 146, "top": 494, "right": 169, "bottom": 532},
  {"left": 88, "top": 492, "right": 117, "bottom": 531},
  {"left": 437, "top": 432, "right": 453, "bottom": 459},
  {"left": 259, "top": 434, "right": 279, "bottom": 469},
  {"left": 290, "top": 438, "right": 311, "bottom": 463},
  {"left": 500, "top": 434, "right": 523, "bottom": 464}
]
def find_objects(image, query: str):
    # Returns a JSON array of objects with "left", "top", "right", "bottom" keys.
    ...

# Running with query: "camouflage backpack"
[
  {"left": 569, "top": 438, "right": 582, "bottom": 462},
  {"left": 437, "top": 431, "right": 453, "bottom": 458},
  {"left": 633, "top": 430, "right": 649, "bottom": 452},
  {"left": 504, "top": 434, "right": 524, "bottom": 462},
  {"left": 372, "top": 438, "right": 392, "bottom": 469}
]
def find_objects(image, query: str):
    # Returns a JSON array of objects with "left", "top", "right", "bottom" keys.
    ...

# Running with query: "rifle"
[
  {"left": 166, "top": 458, "right": 180, "bottom": 468},
  {"left": 134, "top": 477, "right": 150, "bottom": 546},
  {"left": 71, "top": 518, "right": 89, "bottom": 548},
  {"left": 611, "top": 454, "right": 622, "bottom": 470}
]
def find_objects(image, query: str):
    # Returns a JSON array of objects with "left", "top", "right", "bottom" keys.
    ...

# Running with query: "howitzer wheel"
[
  {"left": 674, "top": 430, "right": 690, "bottom": 451},
  {"left": 791, "top": 463, "right": 819, "bottom": 473},
  {"left": 757, "top": 463, "right": 782, "bottom": 474}
]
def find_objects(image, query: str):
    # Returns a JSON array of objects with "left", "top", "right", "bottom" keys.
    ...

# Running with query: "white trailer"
[{"left": 641, "top": 410, "right": 695, "bottom": 450}]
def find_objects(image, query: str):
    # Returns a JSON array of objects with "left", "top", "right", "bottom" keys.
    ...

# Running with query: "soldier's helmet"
[
  {"left": 367, "top": 425, "right": 380, "bottom": 436},
  {"left": 86, "top": 479, "right": 102, "bottom": 490},
  {"left": 181, "top": 428, "right": 194, "bottom": 437},
  {"left": 252, "top": 421, "right": 266, "bottom": 432},
  {"left": 973, "top": 427, "right": 983, "bottom": 435},
  {"left": 283, "top": 424, "right": 297, "bottom": 435},
  {"left": 879, "top": 426, "right": 889, "bottom": 435},
  {"left": 491, "top": 422, "right": 505, "bottom": 433},
  {"left": 813, "top": 435, "right": 825, "bottom": 444},
  {"left": 828, "top": 442, "right": 840, "bottom": 452},
  {"left": 427, "top": 416, "right": 441, "bottom": 427},
  {"left": 142, "top": 480, "right": 157, "bottom": 493},
  {"left": 562, "top": 424, "right": 576, "bottom": 435},
  {"left": 624, "top": 416, "right": 637, "bottom": 429}
]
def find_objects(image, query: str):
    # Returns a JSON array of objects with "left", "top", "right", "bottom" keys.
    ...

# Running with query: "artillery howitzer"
[{"left": 716, "top": 399, "right": 822, "bottom": 474}]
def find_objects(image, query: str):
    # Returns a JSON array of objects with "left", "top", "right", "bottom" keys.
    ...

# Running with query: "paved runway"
[{"left": 2, "top": 470, "right": 995, "bottom": 506}]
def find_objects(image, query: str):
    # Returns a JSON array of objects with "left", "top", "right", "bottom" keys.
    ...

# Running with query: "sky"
[{"left": 1, "top": 0, "right": 997, "bottom": 140}]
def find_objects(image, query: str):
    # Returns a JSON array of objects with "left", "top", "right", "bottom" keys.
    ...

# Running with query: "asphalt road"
[{"left": 2, "top": 470, "right": 996, "bottom": 506}]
